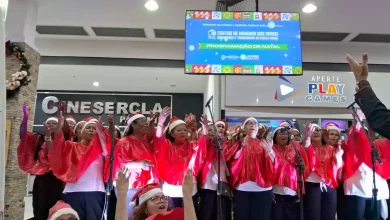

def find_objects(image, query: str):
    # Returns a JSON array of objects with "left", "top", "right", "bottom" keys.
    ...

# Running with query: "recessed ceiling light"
[
  {"left": 302, "top": 3, "right": 317, "bottom": 13},
  {"left": 93, "top": 82, "right": 99, "bottom": 87},
  {"left": 145, "top": 0, "right": 159, "bottom": 11}
]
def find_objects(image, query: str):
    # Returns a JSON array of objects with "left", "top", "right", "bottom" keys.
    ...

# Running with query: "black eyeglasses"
[{"left": 150, "top": 195, "right": 169, "bottom": 204}]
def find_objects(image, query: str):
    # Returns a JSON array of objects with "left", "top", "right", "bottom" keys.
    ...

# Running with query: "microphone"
[{"left": 205, "top": 95, "right": 214, "bottom": 107}]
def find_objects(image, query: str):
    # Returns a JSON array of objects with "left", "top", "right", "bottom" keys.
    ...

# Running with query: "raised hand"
[
  {"left": 185, "top": 113, "right": 197, "bottom": 132},
  {"left": 261, "top": 139, "right": 273, "bottom": 152},
  {"left": 107, "top": 114, "right": 114, "bottom": 126},
  {"left": 158, "top": 106, "right": 171, "bottom": 125},
  {"left": 199, "top": 114, "right": 209, "bottom": 135},
  {"left": 303, "top": 123, "right": 315, "bottom": 139},
  {"left": 149, "top": 110, "right": 158, "bottom": 125},
  {"left": 96, "top": 116, "right": 105, "bottom": 135},
  {"left": 182, "top": 169, "right": 195, "bottom": 197},
  {"left": 116, "top": 166, "right": 130, "bottom": 194},
  {"left": 346, "top": 53, "right": 368, "bottom": 82}
]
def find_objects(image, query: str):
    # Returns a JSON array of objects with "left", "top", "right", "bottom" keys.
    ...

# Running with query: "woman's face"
[
  {"left": 244, "top": 120, "right": 258, "bottom": 137},
  {"left": 67, "top": 120, "right": 76, "bottom": 131},
  {"left": 275, "top": 129, "right": 289, "bottom": 145},
  {"left": 257, "top": 127, "right": 265, "bottom": 138},
  {"left": 172, "top": 124, "right": 188, "bottom": 143},
  {"left": 207, "top": 125, "right": 215, "bottom": 140},
  {"left": 327, "top": 129, "right": 340, "bottom": 145},
  {"left": 291, "top": 130, "right": 301, "bottom": 141},
  {"left": 216, "top": 124, "right": 226, "bottom": 136},
  {"left": 146, "top": 192, "right": 169, "bottom": 216},
  {"left": 133, "top": 118, "right": 149, "bottom": 134},
  {"left": 82, "top": 124, "right": 96, "bottom": 140},
  {"left": 46, "top": 120, "right": 58, "bottom": 129},
  {"left": 310, "top": 127, "right": 322, "bottom": 142}
]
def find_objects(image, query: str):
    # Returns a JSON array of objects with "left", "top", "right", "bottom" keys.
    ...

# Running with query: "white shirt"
[
  {"left": 344, "top": 163, "right": 389, "bottom": 219},
  {"left": 63, "top": 155, "right": 105, "bottom": 193},
  {"left": 162, "top": 177, "right": 197, "bottom": 198},
  {"left": 273, "top": 185, "right": 297, "bottom": 196},
  {"left": 235, "top": 181, "right": 272, "bottom": 192}
]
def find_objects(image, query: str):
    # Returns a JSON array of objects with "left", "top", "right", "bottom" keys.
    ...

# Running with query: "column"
[{"left": 3, "top": 1, "right": 42, "bottom": 219}]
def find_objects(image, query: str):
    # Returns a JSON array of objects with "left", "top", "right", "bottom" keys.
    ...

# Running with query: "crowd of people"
[{"left": 15, "top": 53, "right": 390, "bottom": 220}]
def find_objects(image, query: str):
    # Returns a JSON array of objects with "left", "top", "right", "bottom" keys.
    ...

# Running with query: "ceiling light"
[
  {"left": 302, "top": 3, "right": 317, "bottom": 13},
  {"left": 145, "top": 0, "right": 159, "bottom": 11},
  {"left": 93, "top": 82, "right": 99, "bottom": 87}
]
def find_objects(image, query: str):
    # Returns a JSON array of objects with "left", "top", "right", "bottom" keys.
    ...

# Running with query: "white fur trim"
[
  {"left": 139, "top": 188, "right": 163, "bottom": 205},
  {"left": 66, "top": 118, "right": 76, "bottom": 124},
  {"left": 326, "top": 125, "right": 340, "bottom": 133},
  {"left": 127, "top": 114, "right": 145, "bottom": 126},
  {"left": 168, "top": 120, "right": 186, "bottom": 132},
  {"left": 46, "top": 117, "right": 58, "bottom": 123},
  {"left": 241, "top": 117, "right": 257, "bottom": 129},
  {"left": 272, "top": 127, "right": 284, "bottom": 138},
  {"left": 73, "top": 121, "right": 85, "bottom": 134},
  {"left": 311, "top": 124, "right": 321, "bottom": 129},
  {"left": 259, "top": 123, "right": 265, "bottom": 129},
  {"left": 279, "top": 122, "right": 291, "bottom": 128},
  {"left": 49, "top": 208, "right": 79, "bottom": 220},
  {"left": 215, "top": 121, "right": 225, "bottom": 126},
  {"left": 291, "top": 128, "right": 300, "bottom": 133},
  {"left": 81, "top": 121, "right": 96, "bottom": 133}
]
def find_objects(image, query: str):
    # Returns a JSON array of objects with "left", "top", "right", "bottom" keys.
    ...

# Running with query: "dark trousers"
[
  {"left": 271, "top": 194, "right": 300, "bottom": 220},
  {"left": 170, "top": 193, "right": 200, "bottom": 217},
  {"left": 303, "top": 182, "right": 337, "bottom": 220},
  {"left": 32, "top": 172, "right": 63, "bottom": 220},
  {"left": 336, "top": 183, "right": 346, "bottom": 220},
  {"left": 198, "top": 189, "right": 232, "bottom": 220},
  {"left": 234, "top": 189, "right": 273, "bottom": 220},
  {"left": 345, "top": 195, "right": 381, "bottom": 220},
  {"left": 107, "top": 189, "right": 117, "bottom": 220},
  {"left": 62, "top": 191, "right": 106, "bottom": 220}
]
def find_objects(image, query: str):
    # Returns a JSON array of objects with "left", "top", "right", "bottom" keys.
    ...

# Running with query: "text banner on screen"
[{"left": 184, "top": 11, "right": 303, "bottom": 75}]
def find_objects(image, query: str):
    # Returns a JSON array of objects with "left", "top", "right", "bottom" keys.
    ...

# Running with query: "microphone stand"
[
  {"left": 287, "top": 129, "right": 304, "bottom": 220},
  {"left": 106, "top": 99, "right": 117, "bottom": 215},
  {"left": 347, "top": 102, "right": 381, "bottom": 219},
  {"left": 205, "top": 96, "right": 231, "bottom": 220}
]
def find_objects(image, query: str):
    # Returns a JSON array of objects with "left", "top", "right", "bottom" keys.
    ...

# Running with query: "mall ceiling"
[{"left": 35, "top": 0, "right": 390, "bottom": 43}]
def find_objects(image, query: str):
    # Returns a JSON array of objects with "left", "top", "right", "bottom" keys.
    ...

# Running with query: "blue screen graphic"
[{"left": 185, "top": 11, "right": 303, "bottom": 75}]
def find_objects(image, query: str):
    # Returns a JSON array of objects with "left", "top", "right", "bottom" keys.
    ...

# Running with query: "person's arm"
[
  {"left": 355, "top": 80, "right": 390, "bottom": 139},
  {"left": 115, "top": 167, "right": 130, "bottom": 220},
  {"left": 182, "top": 170, "right": 197, "bottom": 220}
]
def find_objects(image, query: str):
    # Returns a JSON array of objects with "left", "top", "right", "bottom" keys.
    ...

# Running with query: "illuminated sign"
[{"left": 306, "top": 76, "right": 346, "bottom": 103}]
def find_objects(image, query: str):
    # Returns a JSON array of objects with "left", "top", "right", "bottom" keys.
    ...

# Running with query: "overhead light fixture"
[
  {"left": 93, "top": 82, "right": 99, "bottom": 87},
  {"left": 302, "top": 3, "right": 317, "bottom": 13},
  {"left": 145, "top": 0, "right": 159, "bottom": 11}
]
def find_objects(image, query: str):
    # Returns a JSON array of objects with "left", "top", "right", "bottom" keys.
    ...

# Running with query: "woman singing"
[
  {"left": 153, "top": 107, "right": 208, "bottom": 210},
  {"left": 304, "top": 123, "right": 344, "bottom": 220},
  {"left": 267, "top": 126, "right": 309, "bottom": 220},
  {"left": 226, "top": 117, "right": 275, "bottom": 220},
  {"left": 49, "top": 114, "right": 111, "bottom": 220},
  {"left": 17, "top": 104, "right": 63, "bottom": 220}
]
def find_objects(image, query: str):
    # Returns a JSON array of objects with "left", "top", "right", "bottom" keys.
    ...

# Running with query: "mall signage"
[{"left": 306, "top": 75, "right": 347, "bottom": 104}]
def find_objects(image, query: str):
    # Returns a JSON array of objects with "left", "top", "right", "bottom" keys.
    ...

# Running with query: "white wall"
[
  {"left": 35, "top": 39, "right": 390, "bottom": 64},
  {"left": 203, "top": 75, "right": 221, "bottom": 120}
]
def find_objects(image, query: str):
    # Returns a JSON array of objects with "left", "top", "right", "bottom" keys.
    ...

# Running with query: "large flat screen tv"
[{"left": 185, "top": 11, "right": 302, "bottom": 75}]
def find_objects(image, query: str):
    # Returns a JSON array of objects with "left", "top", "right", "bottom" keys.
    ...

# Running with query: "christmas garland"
[{"left": 5, "top": 41, "right": 31, "bottom": 98}]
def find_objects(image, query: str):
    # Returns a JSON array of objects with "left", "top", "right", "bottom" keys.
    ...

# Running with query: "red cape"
[
  {"left": 153, "top": 135, "right": 207, "bottom": 185},
  {"left": 273, "top": 141, "right": 310, "bottom": 193},
  {"left": 229, "top": 139, "right": 274, "bottom": 188},
  {"left": 105, "top": 135, "right": 159, "bottom": 188},
  {"left": 307, "top": 144, "right": 338, "bottom": 188},
  {"left": 48, "top": 129, "right": 111, "bottom": 183},
  {"left": 17, "top": 132, "right": 50, "bottom": 175},
  {"left": 343, "top": 126, "right": 390, "bottom": 180},
  {"left": 146, "top": 208, "right": 184, "bottom": 220}
]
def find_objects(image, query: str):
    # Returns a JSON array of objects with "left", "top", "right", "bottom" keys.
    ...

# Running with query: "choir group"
[{"left": 17, "top": 102, "right": 390, "bottom": 220}]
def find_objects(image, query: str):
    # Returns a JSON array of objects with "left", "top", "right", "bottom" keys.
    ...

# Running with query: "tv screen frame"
[{"left": 184, "top": 10, "right": 303, "bottom": 76}]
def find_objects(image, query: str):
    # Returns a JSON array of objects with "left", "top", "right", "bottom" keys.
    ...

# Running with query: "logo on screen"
[
  {"left": 221, "top": 55, "right": 239, "bottom": 61},
  {"left": 274, "top": 76, "right": 300, "bottom": 102}
]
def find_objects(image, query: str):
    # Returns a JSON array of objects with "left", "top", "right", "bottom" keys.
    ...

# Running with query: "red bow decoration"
[{"left": 5, "top": 41, "right": 12, "bottom": 57}]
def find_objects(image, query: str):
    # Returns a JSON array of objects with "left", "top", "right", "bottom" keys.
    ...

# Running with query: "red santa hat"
[
  {"left": 146, "top": 208, "right": 184, "bottom": 220},
  {"left": 241, "top": 117, "right": 257, "bottom": 129},
  {"left": 81, "top": 117, "right": 98, "bottom": 133},
  {"left": 131, "top": 183, "right": 163, "bottom": 206},
  {"left": 65, "top": 116, "right": 76, "bottom": 124},
  {"left": 46, "top": 117, "right": 58, "bottom": 123},
  {"left": 48, "top": 201, "right": 79, "bottom": 220},
  {"left": 279, "top": 121, "right": 291, "bottom": 128},
  {"left": 215, "top": 120, "right": 226, "bottom": 127},
  {"left": 115, "top": 125, "right": 120, "bottom": 132},
  {"left": 324, "top": 122, "right": 341, "bottom": 133},
  {"left": 166, "top": 116, "right": 186, "bottom": 133},
  {"left": 73, "top": 120, "right": 86, "bottom": 134},
  {"left": 126, "top": 113, "right": 145, "bottom": 127},
  {"left": 272, "top": 126, "right": 285, "bottom": 138},
  {"left": 291, "top": 127, "right": 300, "bottom": 134}
]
